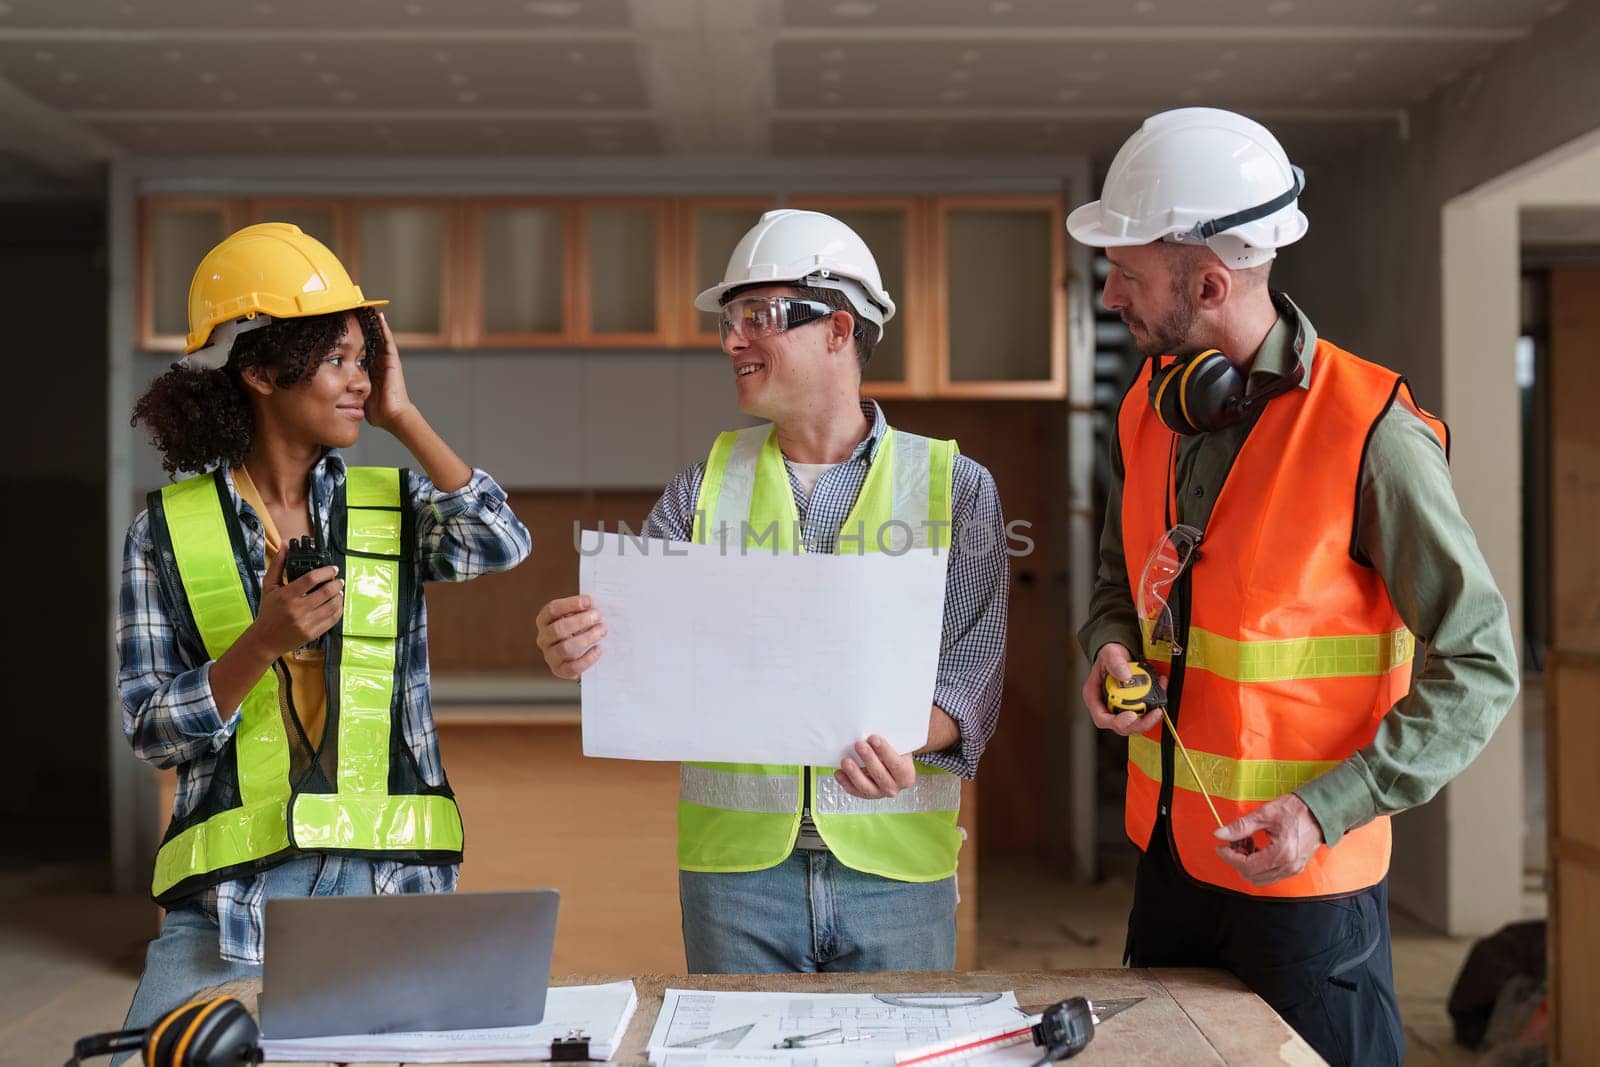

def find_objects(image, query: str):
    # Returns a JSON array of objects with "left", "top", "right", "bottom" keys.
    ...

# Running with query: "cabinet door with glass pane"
[
  {"left": 350, "top": 200, "right": 456, "bottom": 349},
  {"left": 139, "top": 198, "right": 235, "bottom": 351},
  {"left": 934, "top": 196, "right": 1066, "bottom": 398},
  {"left": 465, "top": 200, "right": 576, "bottom": 347},
  {"left": 577, "top": 199, "right": 673, "bottom": 346},
  {"left": 678, "top": 198, "right": 777, "bottom": 348},
  {"left": 790, "top": 197, "right": 925, "bottom": 398}
]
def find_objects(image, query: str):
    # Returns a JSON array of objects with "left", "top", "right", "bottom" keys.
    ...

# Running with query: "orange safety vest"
[{"left": 1118, "top": 339, "right": 1449, "bottom": 897}]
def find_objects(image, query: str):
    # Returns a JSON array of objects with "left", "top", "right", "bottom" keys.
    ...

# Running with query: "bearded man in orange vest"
[{"left": 1071, "top": 108, "right": 1518, "bottom": 1067}]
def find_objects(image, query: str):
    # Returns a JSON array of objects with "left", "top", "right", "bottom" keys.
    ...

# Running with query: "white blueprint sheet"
[
  {"left": 578, "top": 531, "right": 948, "bottom": 766},
  {"left": 645, "top": 989, "right": 1035, "bottom": 1067}
]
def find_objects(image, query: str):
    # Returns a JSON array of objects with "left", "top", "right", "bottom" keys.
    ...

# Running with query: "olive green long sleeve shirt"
[{"left": 1077, "top": 296, "right": 1519, "bottom": 846}]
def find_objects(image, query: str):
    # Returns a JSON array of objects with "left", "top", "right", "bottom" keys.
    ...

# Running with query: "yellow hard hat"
[{"left": 184, "top": 222, "right": 388, "bottom": 354}]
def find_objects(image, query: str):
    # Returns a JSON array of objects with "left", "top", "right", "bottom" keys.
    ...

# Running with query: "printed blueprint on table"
[{"left": 646, "top": 989, "right": 1037, "bottom": 1067}]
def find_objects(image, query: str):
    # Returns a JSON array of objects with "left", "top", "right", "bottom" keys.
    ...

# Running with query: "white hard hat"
[
  {"left": 695, "top": 209, "right": 896, "bottom": 334},
  {"left": 1067, "top": 107, "right": 1307, "bottom": 269}
]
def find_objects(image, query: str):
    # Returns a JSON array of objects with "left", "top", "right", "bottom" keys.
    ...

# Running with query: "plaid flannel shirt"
[
  {"left": 118, "top": 450, "right": 531, "bottom": 963},
  {"left": 643, "top": 401, "right": 1009, "bottom": 777}
]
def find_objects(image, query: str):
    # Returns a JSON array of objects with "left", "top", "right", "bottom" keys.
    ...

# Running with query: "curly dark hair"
[{"left": 132, "top": 307, "right": 382, "bottom": 477}]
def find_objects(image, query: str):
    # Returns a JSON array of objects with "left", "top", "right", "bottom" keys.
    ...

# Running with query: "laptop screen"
[{"left": 260, "top": 889, "right": 559, "bottom": 1039}]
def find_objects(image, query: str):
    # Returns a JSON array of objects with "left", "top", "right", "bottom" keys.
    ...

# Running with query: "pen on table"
[{"left": 775, "top": 1027, "right": 872, "bottom": 1049}]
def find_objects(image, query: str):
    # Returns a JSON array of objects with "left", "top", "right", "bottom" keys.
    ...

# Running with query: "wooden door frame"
[{"left": 1545, "top": 266, "right": 1600, "bottom": 1063}]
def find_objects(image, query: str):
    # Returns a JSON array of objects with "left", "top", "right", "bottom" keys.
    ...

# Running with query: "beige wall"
[
  {"left": 1441, "top": 135, "right": 1600, "bottom": 935},
  {"left": 1270, "top": 1, "right": 1600, "bottom": 934},
  {"left": 1274, "top": 0, "right": 1600, "bottom": 407}
]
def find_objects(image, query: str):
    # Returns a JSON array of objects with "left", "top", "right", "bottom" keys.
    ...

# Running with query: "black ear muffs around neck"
[
  {"left": 1148, "top": 346, "right": 1305, "bottom": 436},
  {"left": 1149, "top": 349, "right": 1245, "bottom": 435}
]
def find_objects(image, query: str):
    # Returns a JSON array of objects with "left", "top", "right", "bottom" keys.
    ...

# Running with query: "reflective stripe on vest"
[
  {"left": 679, "top": 765, "right": 800, "bottom": 814},
  {"left": 678, "top": 764, "right": 962, "bottom": 816},
  {"left": 679, "top": 423, "right": 963, "bottom": 882},
  {"left": 1117, "top": 341, "right": 1442, "bottom": 898},
  {"left": 1127, "top": 733, "right": 1338, "bottom": 803},
  {"left": 1140, "top": 619, "right": 1416, "bottom": 683},
  {"left": 813, "top": 773, "right": 961, "bottom": 816},
  {"left": 150, "top": 468, "right": 462, "bottom": 902}
]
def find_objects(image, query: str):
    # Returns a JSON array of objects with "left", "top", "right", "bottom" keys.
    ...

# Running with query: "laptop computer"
[{"left": 259, "top": 889, "right": 560, "bottom": 1040}]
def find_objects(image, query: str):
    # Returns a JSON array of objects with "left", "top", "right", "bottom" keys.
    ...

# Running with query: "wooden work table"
[{"left": 215, "top": 969, "right": 1324, "bottom": 1066}]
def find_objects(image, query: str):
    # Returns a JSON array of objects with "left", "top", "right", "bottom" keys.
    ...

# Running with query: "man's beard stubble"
[{"left": 1125, "top": 280, "right": 1199, "bottom": 359}]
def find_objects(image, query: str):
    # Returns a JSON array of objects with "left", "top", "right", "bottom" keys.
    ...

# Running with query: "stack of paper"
[{"left": 259, "top": 979, "right": 637, "bottom": 1063}]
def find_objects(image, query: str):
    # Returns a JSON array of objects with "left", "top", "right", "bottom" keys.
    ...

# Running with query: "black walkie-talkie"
[{"left": 283, "top": 534, "right": 334, "bottom": 585}]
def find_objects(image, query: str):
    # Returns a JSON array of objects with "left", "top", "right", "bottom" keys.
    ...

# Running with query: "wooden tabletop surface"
[{"left": 216, "top": 968, "right": 1325, "bottom": 1067}]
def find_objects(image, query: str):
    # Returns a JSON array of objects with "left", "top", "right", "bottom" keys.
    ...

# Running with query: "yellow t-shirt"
[{"left": 232, "top": 465, "right": 328, "bottom": 752}]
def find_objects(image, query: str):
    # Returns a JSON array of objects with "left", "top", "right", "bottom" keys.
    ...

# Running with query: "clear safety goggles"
[
  {"left": 718, "top": 296, "right": 837, "bottom": 344},
  {"left": 1137, "top": 523, "right": 1203, "bottom": 654}
]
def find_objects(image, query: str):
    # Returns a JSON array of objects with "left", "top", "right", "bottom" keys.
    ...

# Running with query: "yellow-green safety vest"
[
  {"left": 146, "top": 467, "right": 463, "bottom": 904},
  {"left": 679, "top": 423, "right": 963, "bottom": 883}
]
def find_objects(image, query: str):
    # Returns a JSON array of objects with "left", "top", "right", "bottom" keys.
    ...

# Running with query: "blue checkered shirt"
[
  {"left": 643, "top": 401, "right": 1009, "bottom": 777},
  {"left": 118, "top": 450, "right": 532, "bottom": 963}
]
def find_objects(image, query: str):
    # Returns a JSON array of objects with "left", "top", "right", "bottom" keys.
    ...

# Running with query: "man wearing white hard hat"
[
  {"left": 536, "top": 210, "right": 1009, "bottom": 972},
  {"left": 1071, "top": 108, "right": 1516, "bottom": 1065}
]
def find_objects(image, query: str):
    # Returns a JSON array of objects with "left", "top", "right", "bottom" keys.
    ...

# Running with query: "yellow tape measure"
[
  {"left": 1103, "top": 664, "right": 1167, "bottom": 714},
  {"left": 1103, "top": 663, "right": 1226, "bottom": 831}
]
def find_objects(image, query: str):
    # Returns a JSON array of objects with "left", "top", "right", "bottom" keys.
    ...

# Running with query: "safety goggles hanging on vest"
[
  {"left": 1138, "top": 522, "right": 1203, "bottom": 654},
  {"left": 718, "top": 295, "right": 838, "bottom": 344},
  {"left": 1138, "top": 437, "right": 1203, "bottom": 654}
]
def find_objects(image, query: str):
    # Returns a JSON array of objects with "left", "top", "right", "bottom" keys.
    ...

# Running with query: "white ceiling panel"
[
  {"left": 0, "top": 0, "right": 632, "bottom": 31},
  {"left": 774, "top": 37, "right": 1504, "bottom": 111},
  {"left": 0, "top": 39, "right": 647, "bottom": 111},
  {"left": 779, "top": 0, "right": 1560, "bottom": 32},
  {"left": 775, "top": 114, "right": 1143, "bottom": 157},
  {"left": 773, "top": 113, "right": 1384, "bottom": 163},
  {"left": 0, "top": 0, "right": 1571, "bottom": 172},
  {"left": 93, "top": 116, "right": 662, "bottom": 155}
]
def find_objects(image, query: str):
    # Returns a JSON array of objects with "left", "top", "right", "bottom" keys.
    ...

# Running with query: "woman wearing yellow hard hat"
[{"left": 112, "top": 223, "right": 531, "bottom": 1056}]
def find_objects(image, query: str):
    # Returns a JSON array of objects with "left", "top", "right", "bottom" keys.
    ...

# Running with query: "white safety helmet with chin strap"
[
  {"left": 695, "top": 209, "right": 896, "bottom": 337},
  {"left": 1067, "top": 107, "right": 1307, "bottom": 269}
]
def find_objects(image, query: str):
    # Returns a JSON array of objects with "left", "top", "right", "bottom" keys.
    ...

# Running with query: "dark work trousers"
[{"left": 1126, "top": 821, "right": 1405, "bottom": 1067}]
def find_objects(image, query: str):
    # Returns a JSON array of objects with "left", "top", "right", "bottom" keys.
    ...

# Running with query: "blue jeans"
[
  {"left": 679, "top": 848, "right": 957, "bottom": 973},
  {"left": 113, "top": 853, "right": 377, "bottom": 1065}
]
